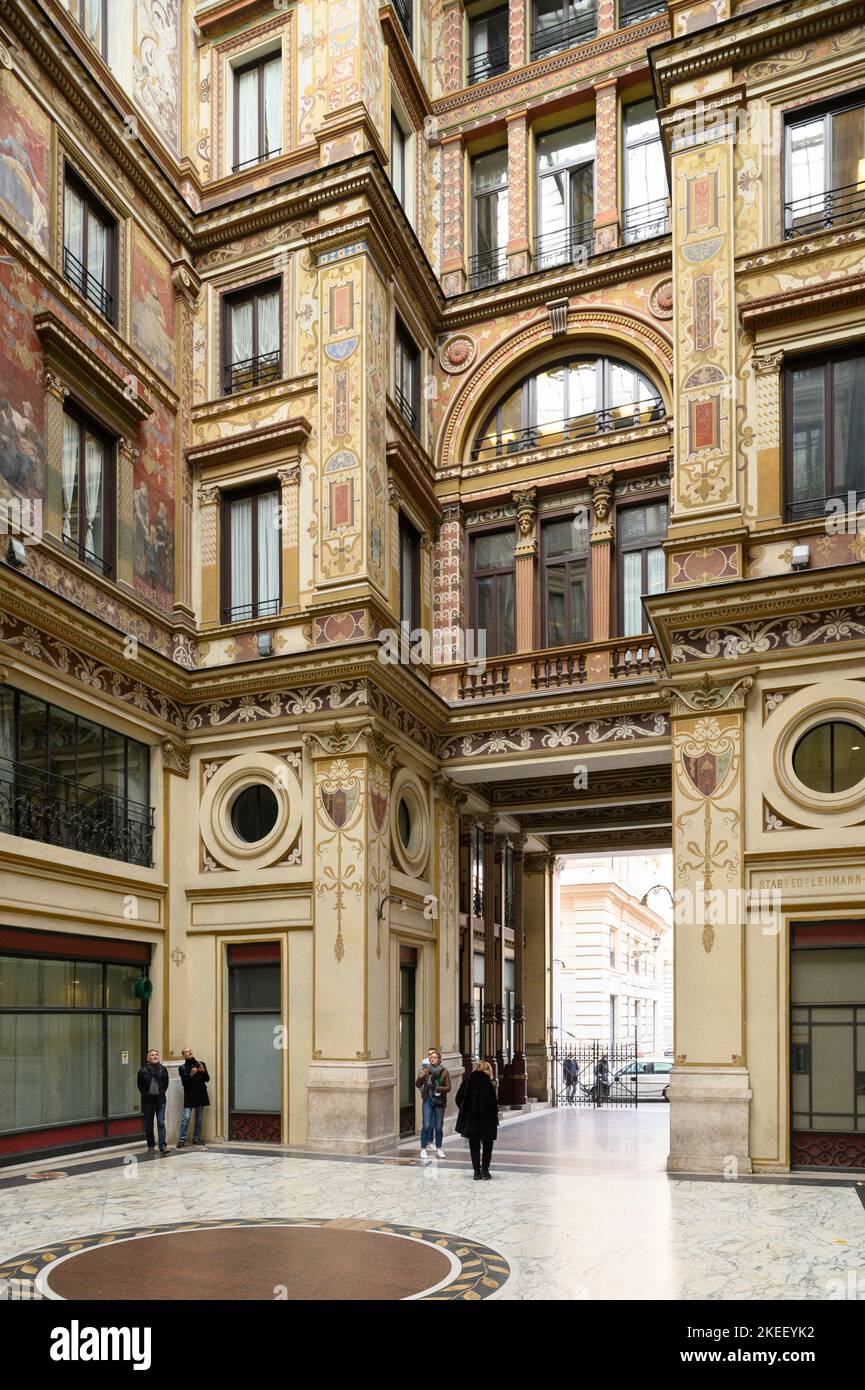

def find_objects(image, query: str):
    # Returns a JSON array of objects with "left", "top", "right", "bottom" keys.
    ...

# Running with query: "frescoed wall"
[
  {"left": 0, "top": 70, "right": 51, "bottom": 259},
  {"left": 0, "top": 256, "right": 44, "bottom": 501},
  {"left": 134, "top": 0, "right": 181, "bottom": 152},
  {"left": 134, "top": 400, "right": 175, "bottom": 610},
  {"left": 132, "top": 229, "right": 176, "bottom": 386}
]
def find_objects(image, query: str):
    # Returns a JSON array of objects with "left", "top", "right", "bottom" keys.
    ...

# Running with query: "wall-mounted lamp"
[{"left": 377, "top": 892, "right": 408, "bottom": 921}]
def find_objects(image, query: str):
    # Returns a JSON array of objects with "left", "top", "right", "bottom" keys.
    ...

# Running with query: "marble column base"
[
  {"left": 526, "top": 1043, "right": 550, "bottom": 1101},
  {"left": 666, "top": 1066, "right": 753, "bottom": 1175},
  {"left": 305, "top": 1060, "right": 398, "bottom": 1155}
]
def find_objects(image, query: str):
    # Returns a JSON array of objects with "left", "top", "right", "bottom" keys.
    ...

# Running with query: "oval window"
[
  {"left": 792, "top": 720, "right": 865, "bottom": 794},
  {"left": 397, "top": 797, "right": 412, "bottom": 849},
  {"left": 231, "top": 784, "right": 279, "bottom": 843}
]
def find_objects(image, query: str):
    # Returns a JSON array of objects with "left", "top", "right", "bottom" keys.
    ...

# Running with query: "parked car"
[{"left": 613, "top": 1056, "right": 673, "bottom": 1101}]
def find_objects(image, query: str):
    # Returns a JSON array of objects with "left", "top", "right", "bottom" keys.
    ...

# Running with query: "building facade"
[{"left": 0, "top": 0, "right": 863, "bottom": 1172}]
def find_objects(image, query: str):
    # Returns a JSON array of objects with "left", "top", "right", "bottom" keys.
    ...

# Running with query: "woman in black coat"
[{"left": 455, "top": 1061, "right": 499, "bottom": 1180}]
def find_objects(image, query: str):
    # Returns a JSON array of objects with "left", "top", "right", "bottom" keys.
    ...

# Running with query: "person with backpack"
[
  {"left": 416, "top": 1047, "right": 452, "bottom": 1162},
  {"left": 455, "top": 1060, "right": 499, "bottom": 1180}
]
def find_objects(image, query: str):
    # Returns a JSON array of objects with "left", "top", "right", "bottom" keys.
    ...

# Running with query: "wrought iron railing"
[
  {"left": 785, "top": 489, "right": 865, "bottom": 524},
  {"left": 395, "top": 382, "right": 419, "bottom": 434},
  {"left": 224, "top": 350, "right": 281, "bottom": 395},
  {"left": 621, "top": 198, "right": 670, "bottom": 245},
  {"left": 530, "top": 6, "right": 596, "bottom": 60},
  {"left": 472, "top": 396, "right": 664, "bottom": 462},
  {"left": 222, "top": 597, "right": 280, "bottom": 624},
  {"left": 469, "top": 247, "right": 508, "bottom": 289},
  {"left": 533, "top": 218, "right": 595, "bottom": 272},
  {"left": 232, "top": 146, "right": 283, "bottom": 173},
  {"left": 619, "top": 0, "right": 666, "bottom": 25},
  {"left": 63, "top": 245, "right": 113, "bottom": 322},
  {"left": 784, "top": 181, "right": 865, "bottom": 239},
  {"left": 392, "top": 0, "right": 412, "bottom": 43},
  {"left": 0, "top": 759, "right": 153, "bottom": 867},
  {"left": 467, "top": 39, "right": 509, "bottom": 84}
]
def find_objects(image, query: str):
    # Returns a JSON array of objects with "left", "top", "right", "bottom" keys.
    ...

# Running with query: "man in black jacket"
[
  {"left": 136, "top": 1048, "right": 170, "bottom": 1155},
  {"left": 177, "top": 1046, "right": 210, "bottom": 1148}
]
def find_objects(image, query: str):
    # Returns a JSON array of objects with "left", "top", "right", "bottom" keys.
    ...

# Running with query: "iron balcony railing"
[
  {"left": 619, "top": 0, "right": 666, "bottom": 25},
  {"left": 621, "top": 198, "right": 670, "bottom": 245},
  {"left": 0, "top": 759, "right": 154, "bottom": 868},
  {"left": 533, "top": 218, "right": 595, "bottom": 272},
  {"left": 224, "top": 350, "right": 281, "bottom": 396},
  {"left": 395, "top": 382, "right": 419, "bottom": 435},
  {"left": 222, "top": 596, "right": 280, "bottom": 624},
  {"left": 232, "top": 146, "right": 283, "bottom": 173},
  {"left": 784, "top": 181, "right": 865, "bottom": 239},
  {"left": 785, "top": 489, "right": 865, "bottom": 524},
  {"left": 472, "top": 395, "right": 665, "bottom": 462},
  {"left": 467, "top": 39, "right": 509, "bottom": 84},
  {"left": 469, "top": 247, "right": 508, "bottom": 289},
  {"left": 63, "top": 245, "right": 113, "bottom": 322},
  {"left": 392, "top": 0, "right": 412, "bottom": 43},
  {"left": 530, "top": 6, "right": 596, "bottom": 60}
]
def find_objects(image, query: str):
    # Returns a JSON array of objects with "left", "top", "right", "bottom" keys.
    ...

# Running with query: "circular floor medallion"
[{"left": 1, "top": 1218, "right": 509, "bottom": 1301}]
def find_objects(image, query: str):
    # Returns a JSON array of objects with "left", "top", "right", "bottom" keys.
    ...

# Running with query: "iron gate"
[{"left": 551, "top": 1036, "right": 639, "bottom": 1107}]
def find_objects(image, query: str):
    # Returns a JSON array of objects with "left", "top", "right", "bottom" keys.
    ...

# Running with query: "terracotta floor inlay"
[{"left": 1, "top": 1219, "right": 510, "bottom": 1301}]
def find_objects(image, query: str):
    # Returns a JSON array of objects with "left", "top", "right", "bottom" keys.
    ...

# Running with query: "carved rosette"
[{"left": 439, "top": 334, "right": 477, "bottom": 374}]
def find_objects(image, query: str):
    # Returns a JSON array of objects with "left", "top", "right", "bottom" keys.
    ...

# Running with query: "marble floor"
[{"left": 1, "top": 1110, "right": 864, "bottom": 1301}]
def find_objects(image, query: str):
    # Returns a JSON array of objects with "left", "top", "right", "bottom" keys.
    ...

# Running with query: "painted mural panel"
[
  {"left": 134, "top": 399, "right": 175, "bottom": 610},
  {"left": 132, "top": 229, "right": 176, "bottom": 385},
  {"left": 134, "top": 0, "right": 180, "bottom": 152},
  {"left": 0, "top": 71, "right": 51, "bottom": 258},
  {"left": 297, "top": 0, "right": 329, "bottom": 144},
  {"left": 0, "top": 254, "right": 44, "bottom": 501}
]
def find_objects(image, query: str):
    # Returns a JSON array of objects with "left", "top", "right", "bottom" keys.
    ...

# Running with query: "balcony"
[
  {"left": 223, "top": 350, "right": 281, "bottom": 396},
  {"left": 221, "top": 596, "right": 280, "bottom": 625},
  {"left": 469, "top": 247, "right": 509, "bottom": 290},
  {"left": 619, "top": 0, "right": 666, "bottom": 24},
  {"left": 395, "top": 382, "right": 419, "bottom": 435},
  {"left": 785, "top": 488, "right": 865, "bottom": 526},
  {"left": 471, "top": 396, "right": 666, "bottom": 463},
  {"left": 533, "top": 219, "right": 595, "bottom": 273},
  {"left": 784, "top": 181, "right": 865, "bottom": 239},
  {"left": 63, "top": 245, "right": 113, "bottom": 323},
  {"left": 434, "top": 637, "right": 664, "bottom": 703},
  {"left": 621, "top": 199, "right": 670, "bottom": 246},
  {"left": 232, "top": 146, "right": 283, "bottom": 174},
  {"left": 0, "top": 760, "right": 154, "bottom": 867},
  {"left": 467, "top": 39, "right": 509, "bottom": 85},
  {"left": 530, "top": 6, "right": 596, "bottom": 61}
]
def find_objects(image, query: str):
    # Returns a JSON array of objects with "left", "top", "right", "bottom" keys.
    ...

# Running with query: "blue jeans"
[
  {"left": 180, "top": 1106, "right": 204, "bottom": 1142},
  {"left": 143, "top": 1100, "right": 166, "bottom": 1150},
  {"left": 421, "top": 1097, "right": 444, "bottom": 1149}
]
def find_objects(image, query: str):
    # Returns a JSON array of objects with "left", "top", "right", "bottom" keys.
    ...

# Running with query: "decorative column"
[
  {"left": 524, "top": 851, "right": 552, "bottom": 1099},
  {"left": 513, "top": 487, "right": 538, "bottom": 652},
  {"left": 198, "top": 484, "right": 221, "bottom": 626},
  {"left": 440, "top": 135, "right": 467, "bottom": 295},
  {"left": 752, "top": 349, "right": 784, "bottom": 528},
  {"left": 494, "top": 833, "right": 506, "bottom": 1085},
  {"left": 442, "top": 0, "right": 464, "bottom": 93},
  {"left": 42, "top": 370, "right": 69, "bottom": 543},
  {"left": 116, "top": 436, "right": 140, "bottom": 591},
  {"left": 458, "top": 814, "right": 475, "bottom": 1068},
  {"left": 420, "top": 531, "right": 434, "bottom": 639},
  {"left": 511, "top": 833, "right": 528, "bottom": 1105},
  {"left": 278, "top": 464, "right": 301, "bottom": 611},
  {"left": 507, "top": 111, "right": 530, "bottom": 277},
  {"left": 171, "top": 259, "right": 202, "bottom": 617},
  {"left": 434, "top": 502, "right": 464, "bottom": 663},
  {"left": 593, "top": 78, "right": 619, "bottom": 252},
  {"left": 482, "top": 812, "right": 498, "bottom": 1079},
  {"left": 662, "top": 672, "right": 754, "bottom": 1175},
  {"left": 434, "top": 775, "right": 466, "bottom": 1094},
  {"left": 508, "top": 0, "right": 527, "bottom": 68},
  {"left": 597, "top": 0, "right": 616, "bottom": 36},
  {"left": 589, "top": 471, "right": 614, "bottom": 641}
]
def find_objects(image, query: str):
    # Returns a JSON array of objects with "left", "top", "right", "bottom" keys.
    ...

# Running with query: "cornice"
[
  {"left": 186, "top": 417, "right": 313, "bottom": 470},
  {"left": 190, "top": 375, "right": 316, "bottom": 424},
  {"left": 194, "top": 0, "right": 276, "bottom": 40},
  {"left": 739, "top": 271, "right": 865, "bottom": 333},
  {"left": 379, "top": 4, "right": 433, "bottom": 127},
  {"left": 385, "top": 428, "right": 440, "bottom": 527},
  {"left": 35, "top": 310, "right": 153, "bottom": 429},
  {"left": 443, "top": 687, "right": 669, "bottom": 738}
]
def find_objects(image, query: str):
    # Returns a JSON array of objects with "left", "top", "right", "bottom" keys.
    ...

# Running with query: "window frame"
[
  {"left": 77, "top": 0, "right": 109, "bottom": 61},
  {"left": 783, "top": 91, "right": 865, "bottom": 239},
  {"left": 530, "top": 0, "right": 597, "bottom": 61},
  {"left": 467, "top": 5, "right": 510, "bottom": 84},
  {"left": 394, "top": 319, "right": 421, "bottom": 437},
  {"left": 622, "top": 99, "right": 669, "bottom": 243},
  {"left": 534, "top": 119, "right": 596, "bottom": 269},
  {"left": 62, "top": 166, "right": 117, "bottom": 326},
  {"left": 783, "top": 344, "right": 865, "bottom": 523},
  {"left": 390, "top": 110, "right": 408, "bottom": 208},
  {"left": 220, "top": 480, "right": 283, "bottom": 625},
  {"left": 398, "top": 512, "right": 421, "bottom": 632},
  {"left": 232, "top": 49, "right": 283, "bottom": 174},
  {"left": 470, "top": 147, "right": 509, "bottom": 288},
  {"left": 615, "top": 492, "right": 668, "bottom": 638},
  {"left": 539, "top": 507, "right": 592, "bottom": 648},
  {"left": 221, "top": 277, "right": 283, "bottom": 396},
  {"left": 469, "top": 523, "right": 517, "bottom": 659},
  {"left": 61, "top": 401, "right": 117, "bottom": 575}
]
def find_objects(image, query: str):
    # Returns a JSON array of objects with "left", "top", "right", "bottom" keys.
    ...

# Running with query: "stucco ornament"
[
  {"left": 649, "top": 278, "right": 674, "bottom": 319},
  {"left": 439, "top": 334, "right": 477, "bottom": 374}
]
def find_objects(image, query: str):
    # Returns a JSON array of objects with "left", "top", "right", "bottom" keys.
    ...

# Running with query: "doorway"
[
  {"left": 398, "top": 945, "right": 417, "bottom": 1137},
  {"left": 790, "top": 923, "right": 865, "bottom": 1169},
  {"left": 228, "top": 942, "right": 282, "bottom": 1142}
]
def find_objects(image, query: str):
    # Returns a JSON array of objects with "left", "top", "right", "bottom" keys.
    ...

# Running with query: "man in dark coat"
[
  {"left": 455, "top": 1063, "right": 499, "bottom": 1180},
  {"left": 136, "top": 1048, "right": 170, "bottom": 1155},
  {"left": 177, "top": 1046, "right": 210, "bottom": 1148}
]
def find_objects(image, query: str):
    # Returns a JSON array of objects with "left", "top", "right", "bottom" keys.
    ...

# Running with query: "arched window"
[{"left": 472, "top": 356, "right": 663, "bottom": 462}]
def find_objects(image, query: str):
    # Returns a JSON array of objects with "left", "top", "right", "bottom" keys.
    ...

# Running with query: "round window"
[
  {"left": 397, "top": 797, "right": 412, "bottom": 849},
  {"left": 230, "top": 784, "right": 279, "bottom": 843},
  {"left": 792, "top": 721, "right": 865, "bottom": 794}
]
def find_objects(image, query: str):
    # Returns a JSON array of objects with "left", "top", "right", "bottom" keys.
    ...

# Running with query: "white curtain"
[
  {"left": 257, "top": 290, "right": 280, "bottom": 365},
  {"left": 236, "top": 68, "right": 259, "bottom": 168},
  {"left": 61, "top": 414, "right": 79, "bottom": 544},
  {"left": 86, "top": 214, "right": 108, "bottom": 300},
  {"left": 258, "top": 492, "right": 280, "bottom": 612},
  {"left": 83, "top": 433, "right": 103, "bottom": 559},
  {"left": 83, "top": 0, "right": 102, "bottom": 47},
  {"left": 622, "top": 551, "right": 642, "bottom": 637},
  {"left": 230, "top": 299, "right": 253, "bottom": 370},
  {"left": 647, "top": 545, "right": 665, "bottom": 595},
  {"left": 64, "top": 185, "right": 84, "bottom": 265},
  {"left": 263, "top": 58, "right": 282, "bottom": 157},
  {"left": 230, "top": 496, "right": 253, "bottom": 616}
]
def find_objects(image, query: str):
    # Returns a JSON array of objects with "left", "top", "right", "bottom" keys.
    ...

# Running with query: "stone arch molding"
[{"left": 437, "top": 307, "right": 674, "bottom": 475}]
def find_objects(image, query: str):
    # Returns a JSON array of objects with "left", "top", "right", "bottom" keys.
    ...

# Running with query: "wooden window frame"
[
  {"left": 219, "top": 480, "right": 283, "bottom": 624},
  {"left": 398, "top": 512, "right": 421, "bottom": 631},
  {"left": 232, "top": 50, "right": 283, "bottom": 173},
  {"left": 62, "top": 400, "right": 117, "bottom": 575},
  {"left": 783, "top": 344, "right": 865, "bottom": 522},
  {"left": 62, "top": 166, "right": 118, "bottom": 327},
  {"left": 394, "top": 318, "right": 421, "bottom": 437},
  {"left": 783, "top": 90, "right": 865, "bottom": 236},
  {"left": 615, "top": 492, "right": 668, "bottom": 638},
  {"left": 469, "top": 523, "right": 516, "bottom": 659},
  {"left": 539, "top": 507, "right": 592, "bottom": 648},
  {"left": 221, "top": 277, "right": 283, "bottom": 396},
  {"left": 77, "top": 0, "right": 109, "bottom": 60}
]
